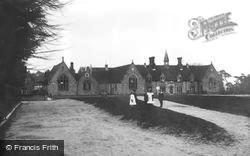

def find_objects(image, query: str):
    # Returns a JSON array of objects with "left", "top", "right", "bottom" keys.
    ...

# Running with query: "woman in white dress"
[
  {"left": 147, "top": 89, "right": 154, "bottom": 105},
  {"left": 129, "top": 91, "right": 137, "bottom": 106}
]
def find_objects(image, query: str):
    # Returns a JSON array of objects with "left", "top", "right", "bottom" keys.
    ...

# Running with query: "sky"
[{"left": 27, "top": 0, "right": 250, "bottom": 76}]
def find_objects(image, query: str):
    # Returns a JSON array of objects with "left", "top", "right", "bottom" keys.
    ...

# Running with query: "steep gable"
[{"left": 48, "top": 62, "right": 76, "bottom": 83}]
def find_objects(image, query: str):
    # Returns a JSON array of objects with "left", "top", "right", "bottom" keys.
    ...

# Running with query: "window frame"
[
  {"left": 129, "top": 76, "right": 137, "bottom": 90},
  {"left": 83, "top": 79, "right": 91, "bottom": 91},
  {"left": 57, "top": 74, "right": 69, "bottom": 91}
]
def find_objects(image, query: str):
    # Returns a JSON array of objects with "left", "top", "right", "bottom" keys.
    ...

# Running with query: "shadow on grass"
[{"left": 74, "top": 96, "right": 236, "bottom": 146}]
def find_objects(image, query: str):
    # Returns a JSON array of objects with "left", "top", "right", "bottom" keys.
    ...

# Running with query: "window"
[
  {"left": 169, "top": 86, "right": 174, "bottom": 94},
  {"left": 160, "top": 86, "right": 166, "bottom": 92},
  {"left": 208, "top": 78, "right": 216, "bottom": 89},
  {"left": 146, "top": 74, "right": 152, "bottom": 83},
  {"left": 177, "top": 85, "right": 182, "bottom": 93},
  {"left": 160, "top": 74, "right": 165, "bottom": 82},
  {"left": 129, "top": 76, "right": 137, "bottom": 90},
  {"left": 190, "top": 85, "right": 195, "bottom": 93},
  {"left": 83, "top": 79, "right": 91, "bottom": 91},
  {"left": 85, "top": 73, "right": 89, "bottom": 77},
  {"left": 57, "top": 74, "right": 69, "bottom": 91},
  {"left": 190, "top": 74, "right": 195, "bottom": 82},
  {"left": 177, "top": 74, "right": 182, "bottom": 82}
]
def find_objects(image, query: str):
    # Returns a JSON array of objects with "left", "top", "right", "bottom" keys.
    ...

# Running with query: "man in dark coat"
[
  {"left": 158, "top": 90, "right": 164, "bottom": 107},
  {"left": 143, "top": 90, "right": 148, "bottom": 104}
]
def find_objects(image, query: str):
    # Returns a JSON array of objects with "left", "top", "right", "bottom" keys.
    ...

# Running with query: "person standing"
[
  {"left": 129, "top": 90, "right": 137, "bottom": 106},
  {"left": 143, "top": 90, "right": 148, "bottom": 104},
  {"left": 147, "top": 89, "right": 154, "bottom": 105},
  {"left": 158, "top": 90, "right": 164, "bottom": 107}
]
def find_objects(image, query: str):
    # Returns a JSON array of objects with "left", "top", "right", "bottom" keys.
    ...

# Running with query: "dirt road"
[{"left": 2, "top": 99, "right": 249, "bottom": 155}]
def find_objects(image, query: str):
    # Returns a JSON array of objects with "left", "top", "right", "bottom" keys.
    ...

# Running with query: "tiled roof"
[
  {"left": 48, "top": 62, "right": 63, "bottom": 81},
  {"left": 49, "top": 62, "right": 212, "bottom": 83},
  {"left": 147, "top": 65, "right": 211, "bottom": 82},
  {"left": 90, "top": 64, "right": 211, "bottom": 83},
  {"left": 48, "top": 62, "right": 77, "bottom": 81}
]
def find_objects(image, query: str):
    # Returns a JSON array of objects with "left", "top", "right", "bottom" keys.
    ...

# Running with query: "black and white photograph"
[{"left": 0, "top": 0, "right": 249, "bottom": 155}]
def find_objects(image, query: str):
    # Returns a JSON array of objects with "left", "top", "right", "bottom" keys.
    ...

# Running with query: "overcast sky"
[{"left": 28, "top": 0, "right": 250, "bottom": 76}]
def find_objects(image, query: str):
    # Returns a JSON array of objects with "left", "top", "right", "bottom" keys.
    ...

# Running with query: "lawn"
[
  {"left": 74, "top": 96, "right": 235, "bottom": 145},
  {"left": 164, "top": 95, "right": 250, "bottom": 117}
]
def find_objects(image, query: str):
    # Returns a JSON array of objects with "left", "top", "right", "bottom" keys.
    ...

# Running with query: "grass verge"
[
  {"left": 0, "top": 100, "right": 19, "bottom": 122},
  {"left": 164, "top": 95, "right": 250, "bottom": 117},
  {"left": 74, "top": 96, "right": 235, "bottom": 146}
]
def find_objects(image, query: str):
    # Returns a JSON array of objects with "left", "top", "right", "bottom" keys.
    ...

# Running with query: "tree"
[
  {"left": 0, "top": 0, "right": 63, "bottom": 100},
  {"left": 235, "top": 74, "right": 250, "bottom": 94},
  {"left": 218, "top": 70, "right": 231, "bottom": 83}
]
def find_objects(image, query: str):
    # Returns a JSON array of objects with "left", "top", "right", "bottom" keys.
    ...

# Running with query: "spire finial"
[
  {"left": 164, "top": 50, "right": 169, "bottom": 65},
  {"left": 62, "top": 56, "right": 64, "bottom": 62}
]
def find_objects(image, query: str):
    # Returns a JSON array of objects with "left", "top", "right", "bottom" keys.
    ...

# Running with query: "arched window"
[
  {"left": 83, "top": 79, "right": 91, "bottom": 91},
  {"left": 160, "top": 73, "right": 165, "bottom": 82},
  {"left": 57, "top": 74, "right": 69, "bottom": 91},
  {"left": 208, "top": 77, "right": 216, "bottom": 89},
  {"left": 129, "top": 76, "right": 137, "bottom": 90}
]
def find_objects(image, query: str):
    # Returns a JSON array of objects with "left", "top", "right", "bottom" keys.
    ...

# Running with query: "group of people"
[{"left": 129, "top": 89, "right": 164, "bottom": 107}]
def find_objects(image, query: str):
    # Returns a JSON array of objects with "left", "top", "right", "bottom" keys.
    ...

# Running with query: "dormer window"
[{"left": 177, "top": 74, "right": 182, "bottom": 82}]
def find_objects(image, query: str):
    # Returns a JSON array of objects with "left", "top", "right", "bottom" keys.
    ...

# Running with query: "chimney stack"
[
  {"left": 177, "top": 57, "right": 182, "bottom": 66},
  {"left": 70, "top": 62, "right": 75, "bottom": 74},
  {"left": 149, "top": 56, "right": 156, "bottom": 70},
  {"left": 149, "top": 57, "right": 155, "bottom": 65}
]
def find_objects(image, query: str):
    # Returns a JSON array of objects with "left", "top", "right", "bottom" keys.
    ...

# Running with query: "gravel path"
[{"left": 2, "top": 99, "right": 250, "bottom": 155}]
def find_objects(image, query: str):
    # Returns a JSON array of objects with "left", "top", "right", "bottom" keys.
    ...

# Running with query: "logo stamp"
[
  {"left": 5, "top": 145, "right": 12, "bottom": 151},
  {"left": 188, "top": 12, "right": 237, "bottom": 41}
]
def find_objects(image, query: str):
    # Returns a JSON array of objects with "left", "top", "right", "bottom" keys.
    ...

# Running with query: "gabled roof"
[
  {"left": 79, "top": 64, "right": 149, "bottom": 84},
  {"left": 48, "top": 62, "right": 63, "bottom": 81},
  {"left": 154, "top": 65, "right": 211, "bottom": 82},
  {"left": 91, "top": 65, "right": 131, "bottom": 83},
  {"left": 48, "top": 62, "right": 77, "bottom": 81},
  {"left": 81, "top": 64, "right": 212, "bottom": 83},
  {"left": 49, "top": 61, "right": 213, "bottom": 84}
]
